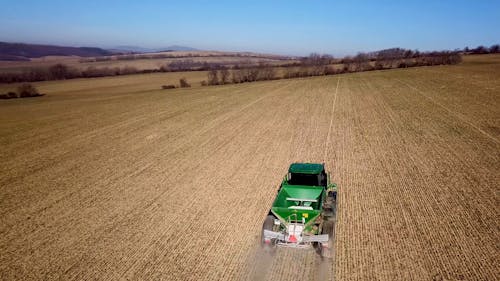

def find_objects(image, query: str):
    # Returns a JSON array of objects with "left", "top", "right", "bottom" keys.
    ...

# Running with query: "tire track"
[{"left": 324, "top": 77, "right": 341, "bottom": 162}]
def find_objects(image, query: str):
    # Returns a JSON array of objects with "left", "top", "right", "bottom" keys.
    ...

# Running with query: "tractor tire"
[
  {"left": 261, "top": 215, "right": 277, "bottom": 254},
  {"left": 262, "top": 215, "right": 275, "bottom": 244},
  {"left": 320, "top": 220, "right": 335, "bottom": 259},
  {"left": 322, "top": 220, "right": 334, "bottom": 236}
]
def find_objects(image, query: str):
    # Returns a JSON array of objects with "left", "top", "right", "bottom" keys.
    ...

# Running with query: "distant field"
[
  {"left": 0, "top": 50, "right": 297, "bottom": 73},
  {"left": 0, "top": 55, "right": 498, "bottom": 280},
  {"left": 0, "top": 70, "right": 209, "bottom": 94}
]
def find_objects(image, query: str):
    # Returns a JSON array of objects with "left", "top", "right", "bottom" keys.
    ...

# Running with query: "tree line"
[
  {"left": 202, "top": 48, "right": 463, "bottom": 86},
  {"left": 2, "top": 45, "right": 494, "bottom": 84},
  {"left": 205, "top": 62, "right": 278, "bottom": 85},
  {"left": 0, "top": 60, "right": 267, "bottom": 83},
  {"left": 0, "top": 64, "right": 143, "bottom": 83},
  {"left": 463, "top": 44, "right": 500, "bottom": 54}
]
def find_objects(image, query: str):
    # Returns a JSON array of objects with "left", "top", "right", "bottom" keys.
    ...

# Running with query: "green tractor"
[{"left": 261, "top": 163, "right": 337, "bottom": 257}]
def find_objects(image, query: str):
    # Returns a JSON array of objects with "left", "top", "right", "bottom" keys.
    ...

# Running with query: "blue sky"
[{"left": 0, "top": 0, "right": 499, "bottom": 56}]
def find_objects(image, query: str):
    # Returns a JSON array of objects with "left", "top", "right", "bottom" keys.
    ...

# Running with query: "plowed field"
[{"left": 1, "top": 55, "right": 499, "bottom": 280}]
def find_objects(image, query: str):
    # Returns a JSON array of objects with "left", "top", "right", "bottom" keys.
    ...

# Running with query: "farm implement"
[{"left": 261, "top": 163, "right": 337, "bottom": 257}]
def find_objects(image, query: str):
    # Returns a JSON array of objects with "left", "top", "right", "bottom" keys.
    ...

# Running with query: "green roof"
[{"left": 288, "top": 163, "right": 324, "bottom": 174}]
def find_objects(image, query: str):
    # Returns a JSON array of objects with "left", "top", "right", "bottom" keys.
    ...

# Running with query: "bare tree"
[
  {"left": 471, "top": 45, "right": 488, "bottom": 54},
  {"left": 207, "top": 69, "right": 219, "bottom": 85},
  {"left": 219, "top": 68, "right": 230, "bottom": 84},
  {"left": 248, "top": 68, "right": 260, "bottom": 82},
  {"left": 231, "top": 69, "right": 242, "bottom": 83},
  {"left": 49, "top": 64, "right": 69, "bottom": 80},
  {"left": 260, "top": 66, "right": 276, "bottom": 80}
]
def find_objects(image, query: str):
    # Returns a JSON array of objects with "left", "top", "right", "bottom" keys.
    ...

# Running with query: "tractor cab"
[{"left": 285, "top": 163, "right": 327, "bottom": 187}]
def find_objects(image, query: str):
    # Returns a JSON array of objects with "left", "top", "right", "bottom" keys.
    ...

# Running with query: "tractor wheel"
[
  {"left": 262, "top": 215, "right": 277, "bottom": 252},
  {"left": 320, "top": 221, "right": 334, "bottom": 258},
  {"left": 322, "top": 220, "right": 334, "bottom": 237}
]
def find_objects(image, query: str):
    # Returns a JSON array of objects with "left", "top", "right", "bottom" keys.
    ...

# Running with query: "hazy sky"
[{"left": 0, "top": 0, "right": 499, "bottom": 55}]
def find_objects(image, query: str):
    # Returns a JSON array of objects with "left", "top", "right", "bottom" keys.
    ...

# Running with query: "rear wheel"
[
  {"left": 261, "top": 215, "right": 277, "bottom": 253},
  {"left": 322, "top": 220, "right": 334, "bottom": 235},
  {"left": 320, "top": 221, "right": 334, "bottom": 258}
]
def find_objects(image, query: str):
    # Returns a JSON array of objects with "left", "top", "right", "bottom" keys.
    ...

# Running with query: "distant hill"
[
  {"left": 161, "top": 45, "right": 198, "bottom": 52},
  {"left": 0, "top": 42, "right": 112, "bottom": 61},
  {"left": 111, "top": 45, "right": 198, "bottom": 53},
  {"left": 111, "top": 46, "right": 157, "bottom": 53}
]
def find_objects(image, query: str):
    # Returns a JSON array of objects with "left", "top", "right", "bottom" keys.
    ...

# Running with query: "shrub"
[
  {"left": 162, "top": 84, "right": 176, "bottom": 89},
  {"left": 200, "top": 80, "right": 208, "bottom": 86},
  {"left": 179, "top": 78, "right": 191, "bottom": 88},
  {"left": 207, "top": 69, "right": 219, "bottom": 85},
  {"left": 0, "top": 91, "right": 19, "bottom": 99},
  {"left": 18, "top": 83, "right": 41, "bottom": 98}
]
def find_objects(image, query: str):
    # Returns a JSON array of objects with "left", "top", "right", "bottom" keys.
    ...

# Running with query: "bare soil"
[{"left": 0, "top": 55, "right": 498, "bottom": 280}]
